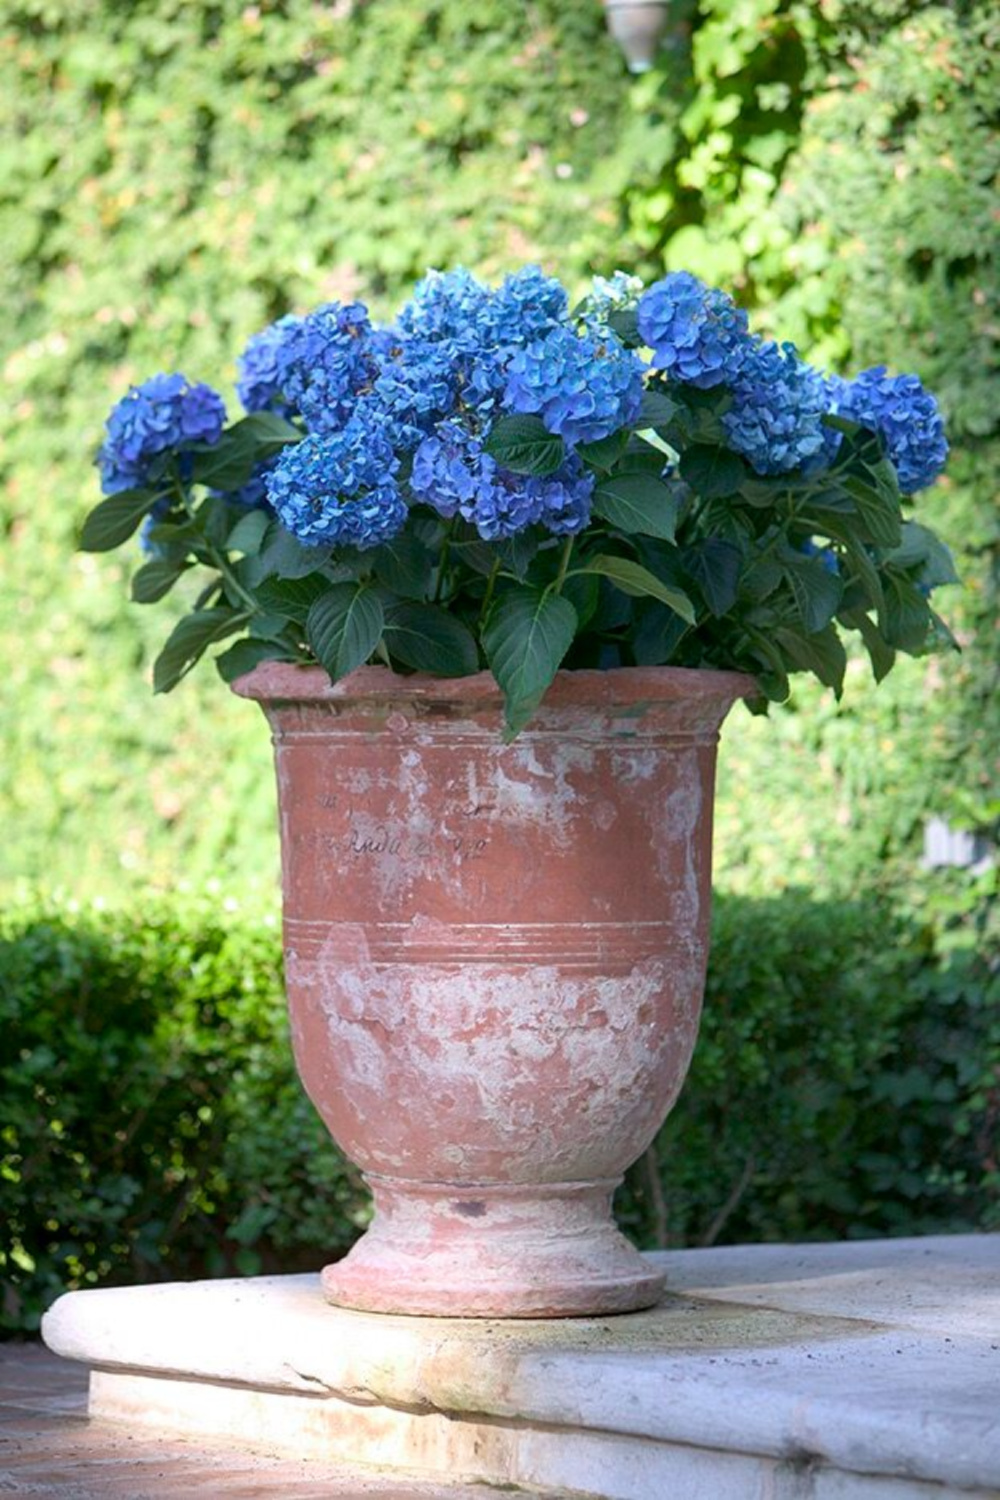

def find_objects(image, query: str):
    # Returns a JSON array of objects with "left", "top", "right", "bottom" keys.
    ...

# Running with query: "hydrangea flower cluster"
[
  {"left": 411, "top": 422, "right": 593, "bottom": 540},
  {"left": 638, "top": 272, "right": 751, "bottom": 389},
  {"left": 235, "top": 315, "right": 300, "bottom": 415},
  {"left": 504, "top": 326, "right": 644, "bottom": 447},
  {"left": 270, "top": 303, "right": 377, "bottom": 435},
  {"left": 829, "top": 366, "right": 949, "bottom": 493},
  {"left": 396, "top": 264, "right": 570, "bottom": 415},
  {"left": 721, "top": 341, "right": 830, "bottom": 476},
  {"left": 488, "top": 265, "right": 569, "bottom": 349},
  {"left": 397, "top": 265, "right": 566, "bottom": 365},
  {"left": 244, "top": 267, "right": 628, "bottom": 547},
  {"left": 265, "top": 413, "right": 404, "bottom": 550},
  {"left": 396, "top": 267, "right": 495, "bottom": 349},
  {"left": 99, "top": 373, "right": 226, "bottom": 494},
  {"left": 101, "top": 268, "right": 949, "bottom": 568},
  {"left": 633, "top": 273, "right": 948, "bottom": 491},
  {"left": 359, "top": 336, "right": 460, "bottom": 453}
]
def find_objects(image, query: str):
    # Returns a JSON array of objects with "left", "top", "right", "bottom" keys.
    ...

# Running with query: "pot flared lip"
[{"left": 231, "top": 661, "right": 757, "bottom": 710}]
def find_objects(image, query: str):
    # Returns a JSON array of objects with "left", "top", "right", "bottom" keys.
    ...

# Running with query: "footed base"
[{"left": 321, "top": 1175, "right": 666, "bottom": 1318}]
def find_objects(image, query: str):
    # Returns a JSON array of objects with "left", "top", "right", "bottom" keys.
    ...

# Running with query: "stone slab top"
[{"left": 43, "top": 1233, "right": 1000, "bottom": 1493}]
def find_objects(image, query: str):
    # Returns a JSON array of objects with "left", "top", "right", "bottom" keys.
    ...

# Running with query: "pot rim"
[{"left": 231, "top": 661, "right": 757, "bottom": 708}]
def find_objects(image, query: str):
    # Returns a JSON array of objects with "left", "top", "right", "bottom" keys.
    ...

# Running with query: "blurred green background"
[{"left": 1, "top": 0, "right": 997, "bottom": 1328}]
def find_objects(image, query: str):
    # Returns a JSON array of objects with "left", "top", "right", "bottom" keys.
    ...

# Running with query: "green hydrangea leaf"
[
  {"left": 780, "top": 552, "right": 844, "bottom": 634},
  {"left": 306, "top": 583, "right": 384, "bottom": 682},
  {"left": 226, "top": 508, "right": 272, "bottom": 557},
  {"left": 384, "top": 602, "right": 479, "bottom": 676},
  {"left": 255, "top": 574, "right": 331, "bottom": 625},
  {"left": 215, "top": 638, "right": 292, "bottom": 684},
  {"left": 774, "top": 623, "right": 848, "bottom": 696},
  {"left": 153, "top": 608, "right": 247, "bottom": 693},
  {"left": 483, "top": 584, "right": 578, "bottom": 739},
  {"left": 577, "top": 554, "right": 696, "bottom": 623},
  {"left": 679, "top": 443, "right": 747, "bottom": 500},
  {"left": 79, "top": 489, "right": 159, "bottom": 552},
  {"left": 483, "top": 414, "right": 566, "bottom": 477},
  {"left": 131, "top": 558, "right": 190, "bottom": 604},
  {"left": 576, "top": 429, "right": 630, "bottom": 473},
  {"left": 592, "top": 472, "right": 682, "bottom": 541},
  {"left": 683, "top": 537, "right": 744, "bottom": 617}
]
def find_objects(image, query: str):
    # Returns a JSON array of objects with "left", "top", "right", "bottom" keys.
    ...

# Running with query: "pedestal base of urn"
[{"left": 321, "top": 1175, "right": 666, "bottom": 1318}]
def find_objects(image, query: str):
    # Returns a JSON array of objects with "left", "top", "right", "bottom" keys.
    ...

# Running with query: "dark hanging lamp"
[{"left": 603, "top": 0, "right": 671, "bottom": 73}]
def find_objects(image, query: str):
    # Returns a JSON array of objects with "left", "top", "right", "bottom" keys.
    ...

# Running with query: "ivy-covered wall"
[
  {"left": 629, "top": 0, "right": 998, "bottom": 890},
  {"left": 1, "top": 0, "right": 995, "bottom": 898}
]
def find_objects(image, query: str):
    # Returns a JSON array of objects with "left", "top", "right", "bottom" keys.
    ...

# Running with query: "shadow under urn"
[{"left": 234, "top": 662, "right": 753, "bottom": 1318}]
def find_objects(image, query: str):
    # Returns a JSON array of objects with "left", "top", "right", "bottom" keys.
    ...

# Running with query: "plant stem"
[
  {"left": 433, "top": 517, "right": 457, "bottom": 603},
  {"left": 479, "top": 556, "right": 501, "bottom": 625},
  {"left": 171, "top": 472, "right": 262, "bottom": 616},
  {"left": 748, "top": 497, "right": 805, "bottom": 573},
  {"left": 682, "top": 492, "right": 712, "bottom": 539},
  {"left": 552, "top": 535, "right": 574, "bottom": 595}
]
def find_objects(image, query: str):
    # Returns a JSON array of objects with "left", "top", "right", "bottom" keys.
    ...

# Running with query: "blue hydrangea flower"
[
  {"left": 722, "top": 341, "right": 829, "bottom": 475},
  {"left": 398, "top": 266, "right": 570, "bottom": 422},
  {"left": 832, "top": 366, "right": 949, "bottom": 493},
  {"left": 98, "top": 373, "right": 227, "bottom": 494},
  {"left": 367, "top": 327, "right": 404, "bottom": 361},
  {"left": 637, "top": 272, "right": 752, "bottom": 389},
  {"left": 271, "top": 301, "right": 377, "bottom": 435},
  {"left": 397, "top": 268, "right": 494, "bottom": 351},
  {"left": 532, "top": 455, "right": 595, "bottom": 536},
  {"left": 458, "top": 344, "right": 511, "bottom": 418},
  {"left": 503, "top": 326, "right": 644, "bottom": 448},
  {"left": 265, "top": 414, "right": 405, "bottom": 550},
  {"left": 807, "top": 374, "right": 850, "bottom": 471},
  {"left": 236, "top": 315, "right": 300, "bottom": 414},
  {"left": 362, "top": 336, "right": 460, "bottom": 451},
  {"left": 400, "top": 265, "right": 568, "bottom": 357},
  {"left": 411, "top": 423, "right": 594, "bottom": 540},
  {"left": 488, "top": 265, "right": 569, "bottom": 349},
  {"left": 801, "top": 538, "right": 840, "bottom": 575},
  {"left": 411, "top": 422, "right": 542, "bottom": 539}
]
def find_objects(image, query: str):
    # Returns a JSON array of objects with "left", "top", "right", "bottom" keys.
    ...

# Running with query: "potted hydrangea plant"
[{"left": 82, "top": 267, "right": 955, "bottom": 1317}]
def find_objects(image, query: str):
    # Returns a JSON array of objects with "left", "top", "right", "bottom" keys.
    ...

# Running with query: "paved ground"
[{"left": 0, "top": 1343, "right": 540, "bottom": 1498}]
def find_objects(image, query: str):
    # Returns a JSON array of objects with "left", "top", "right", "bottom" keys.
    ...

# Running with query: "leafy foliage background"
[{"left": 0, "top": 0, "right": 996, "bottom": 1322}]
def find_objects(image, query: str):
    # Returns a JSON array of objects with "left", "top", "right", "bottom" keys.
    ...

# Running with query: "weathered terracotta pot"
[{"left": 233, "top": 663, "right": 752, "bottom": 1318}]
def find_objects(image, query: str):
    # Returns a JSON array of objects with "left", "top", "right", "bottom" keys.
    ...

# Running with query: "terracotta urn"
[{"left": 233, "top": 662, "right": 751, "bottom": 1318}]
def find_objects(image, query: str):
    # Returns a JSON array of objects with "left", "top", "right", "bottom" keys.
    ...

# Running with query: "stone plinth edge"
[{"left": 42, "top": 1236, "right": 1000, "bottom": 1498}]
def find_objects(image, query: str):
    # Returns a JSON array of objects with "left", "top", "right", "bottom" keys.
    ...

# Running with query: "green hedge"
[
  {"left": 3, "top": 883, "right": 996, "bottom": 1334},
  {"left": 0, "top": 901, "right": 369, "bottom": 1335},
  {"left": 621, "top": 876, "right": 1000, "bottom": 1246}
]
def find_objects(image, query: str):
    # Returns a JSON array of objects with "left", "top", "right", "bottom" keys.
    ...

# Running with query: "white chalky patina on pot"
[{"left": 234, "top": 663, "right": 752, "bottom": 1318}]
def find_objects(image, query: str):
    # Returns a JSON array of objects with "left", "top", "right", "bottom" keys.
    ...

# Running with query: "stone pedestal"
[{"left": 42, "top": 1235, "right": 1000, "bottom": 1499}]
